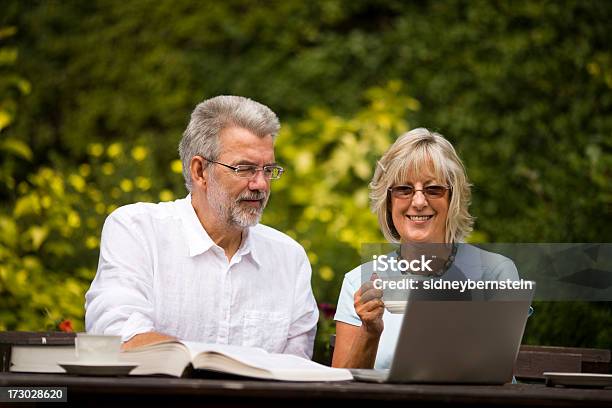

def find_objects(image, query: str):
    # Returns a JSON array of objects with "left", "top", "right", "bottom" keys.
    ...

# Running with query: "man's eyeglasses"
[
  {"left": 388, "top": 184, "right": 450, "bottom": 199},
  {"left": 200, "top": 157, "right": 284, "bottom": 180}
]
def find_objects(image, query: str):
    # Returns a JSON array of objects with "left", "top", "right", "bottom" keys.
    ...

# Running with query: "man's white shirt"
[{"left": 85, "top": 195, "right": 319, "bottom": 359}]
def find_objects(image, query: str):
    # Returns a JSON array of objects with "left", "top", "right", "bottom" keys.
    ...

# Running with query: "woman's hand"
[
  {"left": 333, "top": 274, "right": 385, "bottom": 368},
  {"left": 353, "top": 273, "right": 385, "bottom": 336}
]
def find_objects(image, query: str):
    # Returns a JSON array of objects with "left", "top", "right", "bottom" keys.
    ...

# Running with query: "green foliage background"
[{"left": 1, "top": 0, "right": 611, "bottom": 361}]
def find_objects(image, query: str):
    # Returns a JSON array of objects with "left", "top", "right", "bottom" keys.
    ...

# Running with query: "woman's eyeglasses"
[{"left": 388, "top": 184, "right": 450, "bottom": 199}]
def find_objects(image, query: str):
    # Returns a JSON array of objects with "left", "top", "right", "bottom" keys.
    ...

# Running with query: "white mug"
[{"left": 75, "top": 333, "right": 122, "bottom": 362}]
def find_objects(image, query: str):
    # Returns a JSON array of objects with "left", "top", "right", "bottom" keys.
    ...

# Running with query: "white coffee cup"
[
  {"left": 75, "top": 333, "right": 122, "bottom": 362},
  {"left": 383, "top": 300, "right": 407, "bottom": 314}
]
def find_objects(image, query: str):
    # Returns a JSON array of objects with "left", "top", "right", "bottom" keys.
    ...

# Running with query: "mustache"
[{"left": 237, "top": 190, "right": 267, "bottom": 202}]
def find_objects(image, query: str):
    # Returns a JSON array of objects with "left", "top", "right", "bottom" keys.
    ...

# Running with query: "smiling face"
[
  {"left": 206, "top": 126, "right": 275, "bottom": 228},
  {"left": 390, "top": 168, "right": 449, "bottom": 243}
]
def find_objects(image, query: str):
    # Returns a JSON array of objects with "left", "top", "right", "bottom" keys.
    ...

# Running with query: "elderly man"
[{"left": 85, "top": 95, "right": 319, "bottom": 358}]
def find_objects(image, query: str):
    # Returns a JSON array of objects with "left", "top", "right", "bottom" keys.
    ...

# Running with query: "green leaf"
[
  {"left": 0, "top": 26, "right": 17, "bottom": 40},
  {"left": 1, "top": 138, "right": 33, "bottom": 160},
  {"left": 0, "top": 111, "right": 11, "bottom": 131},
  {"left": 14, "top": 194, "right": 41, "bottom": 218},
  {"left": 0, "top": 216, "right": 18, "bottom": 248},
  {"left": 28, "top": 226, "right": 49, "bottom": 250},
  {"left": 0, "top": 48, "right": 17, "bottom": 65}
]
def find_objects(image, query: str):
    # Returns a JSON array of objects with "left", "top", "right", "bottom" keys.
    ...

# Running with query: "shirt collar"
[
  {"left": 236, "top": 227, "right": 261, "bottom": 267},
  {"left": 177, "top": 194, "right": 215, "bottom": 257},
  {"left": 177, "top": 194, "right": 261, "bottom": 266}
]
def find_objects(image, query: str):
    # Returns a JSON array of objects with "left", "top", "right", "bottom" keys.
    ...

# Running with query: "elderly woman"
[{"left": 332, "top": 128, "right": 519, "bottom": 369}]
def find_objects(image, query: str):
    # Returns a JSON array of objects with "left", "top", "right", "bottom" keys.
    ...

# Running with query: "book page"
[
  {"left": 123, "top": 340, "right": 191, "bottom": 377},
  {"left": 10, "top": 346, "right": 76, "bottom": 373},
  {"left": 181, "top": 341, "right": 268, "bottom": 361},
  {"left": 183, "top": 341, "right": 334, "bottom": 370},
  {"left": 182, "top": 341, "right": 352, "bottom": 380}
]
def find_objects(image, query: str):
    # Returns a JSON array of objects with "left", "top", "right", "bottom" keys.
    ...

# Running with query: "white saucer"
[
  {"left": 544, "top": 372, "right": 612, "bottom": 388},
  {"left": 58, "top": 361, "right": 139, "bottom": 376}
]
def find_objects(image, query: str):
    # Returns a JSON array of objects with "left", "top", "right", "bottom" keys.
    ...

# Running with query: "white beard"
[{"left": 207, "top": 174, "right": 268, "bottom": 228}]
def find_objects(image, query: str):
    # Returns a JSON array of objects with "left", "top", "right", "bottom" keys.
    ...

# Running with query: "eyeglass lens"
[
  {"left": 235, "top": 166, "right": 283, "bottom": 179},
  {"left": 391, "top": 185, "right": 447, "bottom": 198}
]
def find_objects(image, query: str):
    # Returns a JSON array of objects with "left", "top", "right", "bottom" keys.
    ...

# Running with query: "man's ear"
[{"left": 189, "top": 156, "right": 207, "bottom": 190}]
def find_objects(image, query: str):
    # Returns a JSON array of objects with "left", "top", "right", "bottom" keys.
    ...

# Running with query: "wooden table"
[{"left": 1, "top": 373, "right": 611, "bottom": 407}]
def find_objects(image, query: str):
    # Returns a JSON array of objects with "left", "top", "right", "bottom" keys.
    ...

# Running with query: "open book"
[{"left": 121, "top": 340, "right": 353, "bottom": 381}]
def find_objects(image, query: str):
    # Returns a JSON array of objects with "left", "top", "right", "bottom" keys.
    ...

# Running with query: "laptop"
[{"left": 351, "top": 283, "right": 536, "bottom": 384}]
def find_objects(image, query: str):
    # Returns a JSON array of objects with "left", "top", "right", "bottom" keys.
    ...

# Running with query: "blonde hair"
[{"left": 369, "top": 128, "right": 474, "bottom": 243}]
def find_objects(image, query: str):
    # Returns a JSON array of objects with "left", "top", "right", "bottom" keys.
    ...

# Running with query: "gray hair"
[
  {"left": 369, "top": 128, "right": 474, "bottom": 243},
  {"left": 178, "top": 95, "right": 280, "bottom": 191}
]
